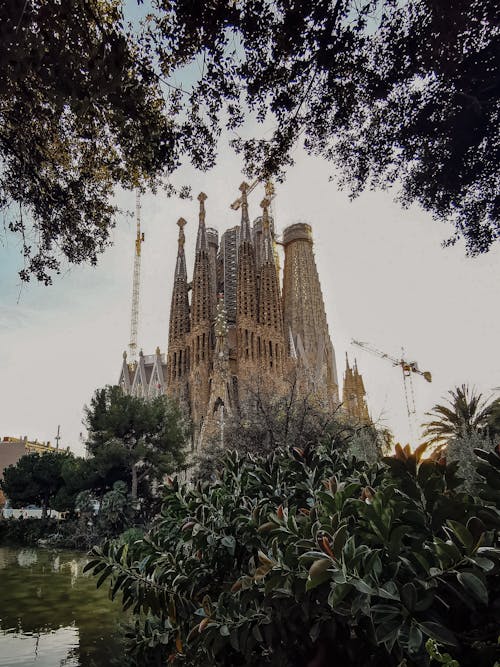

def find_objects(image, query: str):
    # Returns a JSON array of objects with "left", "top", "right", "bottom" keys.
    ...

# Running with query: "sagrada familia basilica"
[{"left": 119, "top": 183, "right": 369, "bottom": 448}]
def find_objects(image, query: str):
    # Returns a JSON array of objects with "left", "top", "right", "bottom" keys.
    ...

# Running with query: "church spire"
[
  {"left": 191, "top": 193, "right": 212, "bottom": 326},
  {"left": 168, "top": 218, "right": 190, "bottom": 346},
  {"left": 236, "top": 182, "right": 258, "bottom": 373},
  {"left": 261, "top": 197, "right": 273, "bottom": 263},
  {"left": 239, "top": 182, "right": 252, "bottom": 242},
  {"left": 189, "top": 194, "right": 214, "bottom": 443},
  {"left": 258, "top": 198, "right": 283, "bottom": 332},
  {"left": 196, "top": 191, "right": 208, "bottom": 252},
  {"left": 174, "top": 216, "right": 187, "bottom": 278},
  {"left": 342, "top": 353, "right": 370, "bottom": 423},
  {"left": 166, "top": 218, "right": 190, "bottom": 400},
  {"left": 258, "top": 197, "right": 285, "bottom": 374},
  {"left": 282, "top": 222, "right": 339, "bottom": 406}
]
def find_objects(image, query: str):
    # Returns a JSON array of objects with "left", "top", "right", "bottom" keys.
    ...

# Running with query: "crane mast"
[
  {"left": 352, "top": 339, "right": 432, "bottom": 435},
  {"left": 129, "top": 191, "right": 144, "bottom": 363}
]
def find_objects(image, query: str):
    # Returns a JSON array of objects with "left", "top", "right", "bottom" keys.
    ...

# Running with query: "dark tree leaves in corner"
[
  {"left": 0, "top": 0, "right": 179, "bottom": 284},
  {"left": 150, "top": 0, "right": 499, "bottom": 253},
  {"left": 1, "top": 1, "right": 498, "bottom": 284}
]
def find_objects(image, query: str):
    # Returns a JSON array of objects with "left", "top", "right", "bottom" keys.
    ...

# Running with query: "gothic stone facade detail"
[
  {"left": 342, "top": 354, "right": 371, "bottom": 424},
  {"left": 120, "top": 183, "right": 370, "bottom": 447}
]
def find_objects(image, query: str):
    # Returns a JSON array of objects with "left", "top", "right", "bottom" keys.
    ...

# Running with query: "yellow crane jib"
[{"left": 351, "top": 338, "right": 432, "bottom": 427}]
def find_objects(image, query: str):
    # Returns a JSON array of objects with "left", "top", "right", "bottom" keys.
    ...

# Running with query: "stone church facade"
[{"left": 119, "top": 183, "right": 369, "bottom": 448}]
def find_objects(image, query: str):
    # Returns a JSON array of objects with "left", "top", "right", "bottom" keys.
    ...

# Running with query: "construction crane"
[
  {"left": 230, "top": 178, "right": 283, "bottom": 276},
  {"left": 352, "top": 339, "right": 432, "bottom": 432},
  {"left": 128, "top": 191, "right": 144, "bottom": 364},
  {"left": 230, "top": 177, "right": 276, "bottom": 211}
]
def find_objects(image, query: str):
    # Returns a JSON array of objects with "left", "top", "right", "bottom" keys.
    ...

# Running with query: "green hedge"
[{"left": 86, "top": 443, "right": 500, "bottom": 666}]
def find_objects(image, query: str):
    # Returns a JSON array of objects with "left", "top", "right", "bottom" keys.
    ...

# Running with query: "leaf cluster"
[
  {"left": 0, "top": 0, "right": 177, "bottom": 283},
  {"left": 149, "top": 0, "right": 500, "bottom": 254},
  {"left": 0, "top": 450, "right": 72, "bottom": 514},
  {"left": 86, "top": 442, "right": 500, "bottom": 666}
]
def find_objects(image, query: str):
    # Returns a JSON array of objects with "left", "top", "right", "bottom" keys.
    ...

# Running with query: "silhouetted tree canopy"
[
  {"left": 0, "top": 0, "right": 182, "bottom": 284},
  {"left": 150, "top": 0, "right": 499, "bottom": 254},
  {"left": 421, "top": 384, "right": 497, "bottom": 446},
  {"left": 1, "top": 0, "right": 498, "bottom": 283}
]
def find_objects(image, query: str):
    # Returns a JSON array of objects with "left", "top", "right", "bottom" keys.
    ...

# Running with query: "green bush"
[
  {"left": 86, "top": 443, "right": 500, "bottom": 666},
  {"left": 0, "top": 517, "right": 58, "bottom": 546}
]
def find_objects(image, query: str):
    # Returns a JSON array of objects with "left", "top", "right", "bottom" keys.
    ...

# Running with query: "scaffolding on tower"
[{"left": 129, "top": 191, "right": 144, "bottom": 363}]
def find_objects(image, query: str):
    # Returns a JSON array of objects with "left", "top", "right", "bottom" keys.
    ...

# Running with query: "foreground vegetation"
[
  {"left": 86, "top": 440, "right": 500, "bottom": 666},
  {"left": 0, "top": 388, "right": 187, "bottom": 548}
]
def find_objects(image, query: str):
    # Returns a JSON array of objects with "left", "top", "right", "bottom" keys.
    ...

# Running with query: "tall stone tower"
[
  {"left": 342, "top": 354, "right": 370, "bottom": 423},
  {"left": 282, "top": 223, "right": 339, "bottom": 406},
  {"left": 236, "top": 182, "right": 259, "bottom": 384},
  {"left": 166, "top": 218, "right": 190, "bottom": 405},
  {"left": 188, "top": 193, "right": 214, "bottom": 436},
  {"left": 207, "top": 227, "right": 219, "bottom": 315},
  {"left": 257, "top": 197, "right": 285, "bottom": 377},
  {"left": 117, "top": 181, "right": 349, "bottom": 451}
]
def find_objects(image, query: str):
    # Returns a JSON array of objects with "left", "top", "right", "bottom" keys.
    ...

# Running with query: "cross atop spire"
[
  {"left": 265, "top": 180, "right": 275, "bottom": 199},
  {"left": 175, "top": 218, "right": 188, "bottom": 278},
  {"left": 196, "top": 192, "right": 208, "bottom": 252},
  {"left": 239, "top": 181, "right": 251, "bottom": 242},
  {"left": 177, "top": 217, "right": 186, "bottom": 248},
  {"left": 198, "top": 191, "right": 207, "bottom": 216}
]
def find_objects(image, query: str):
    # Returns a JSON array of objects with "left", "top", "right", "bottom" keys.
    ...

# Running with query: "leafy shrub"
[
  {"left": 446, "top": 431, "right": 495, "bottom": 491},
  {"left": 98, "top": 481, "right": 133, "bottom": 538},
  {"left": 0, "top": 517, "right": 58, "bottom": 546},
  {"left": 86, "top": 443, "right": 500, "bottom": 666}
]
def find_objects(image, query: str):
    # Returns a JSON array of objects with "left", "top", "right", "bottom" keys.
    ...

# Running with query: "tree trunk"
[
  {"left": 41, "top": 496, "right": 48, "bottom": 519},
  {"left": 131, "top": 463, "right": 138, "bottom": 500}
]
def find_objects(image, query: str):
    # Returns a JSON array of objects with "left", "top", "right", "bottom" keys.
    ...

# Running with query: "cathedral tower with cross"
[{"left": 120, "top": 181, "right": 368, "bottom": 450}]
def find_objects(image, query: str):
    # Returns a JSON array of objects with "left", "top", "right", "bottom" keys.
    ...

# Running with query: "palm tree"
[
  {"left": 421, "top": 384, "right": 494, "bottom": 446},
  {"left": 486, "top": 397, "right": 500, "bottom": 443}
]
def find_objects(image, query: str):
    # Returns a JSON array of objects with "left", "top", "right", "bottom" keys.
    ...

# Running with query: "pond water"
[{"left": 0, "top": 547, "right": 127, "bottom": 666}]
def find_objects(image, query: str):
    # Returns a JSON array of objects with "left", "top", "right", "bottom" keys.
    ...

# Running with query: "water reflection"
[
  {"left": 0, "top": 547, "right": 127, "bottom": 667},
  {"left": 1, "top": 626, "right": 79, "bottom": 666},
  {"left": 16, "top": 548, "right": 38, "bottom": 568}
]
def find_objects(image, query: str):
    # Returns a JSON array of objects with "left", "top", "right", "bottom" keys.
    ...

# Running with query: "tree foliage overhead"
[
  {"left": 0, "top": 0, "right": 178, "bottom": 284},
  {"left": 1, "top": 0, "right": 498, "bottom": 283},
  {"left": 150, "top": 0, "right": 500, "bottom": 254}
]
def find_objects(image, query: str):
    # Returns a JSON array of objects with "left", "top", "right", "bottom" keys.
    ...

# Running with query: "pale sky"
[{"left": 1, "top": 139, "right": 499, "bottom": 456}]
